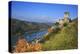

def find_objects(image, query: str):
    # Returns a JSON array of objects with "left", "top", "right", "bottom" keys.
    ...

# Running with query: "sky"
[{"left": 10, "top": 1, "right": 78, "bottom": 23}]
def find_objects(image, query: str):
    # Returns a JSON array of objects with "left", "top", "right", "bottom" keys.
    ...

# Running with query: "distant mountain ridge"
[{"left": 11, "top": 18, "right": 51, "bottom": 36}]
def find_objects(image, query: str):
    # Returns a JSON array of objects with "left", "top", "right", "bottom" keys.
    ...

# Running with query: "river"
[{"left": 11, "top": 30, "right": 48, "bottom": 46}]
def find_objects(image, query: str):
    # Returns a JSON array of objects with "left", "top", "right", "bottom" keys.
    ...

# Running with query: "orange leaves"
[
  {"left": 15, "top": 38, "right": 28, "bottom": 52},
  {"left": 32, "top": 43, "right": 42, "bottom": 51},
  {"left": 48, "top": 28, "right": 53, "bottom": 33},
  {"left": 15, "top": 38, "right": 42, "bottom": 52}
]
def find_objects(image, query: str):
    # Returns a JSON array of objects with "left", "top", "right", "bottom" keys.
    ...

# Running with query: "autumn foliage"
[
  {"left": 48, "top": 28, "right": 53, "bottom": 33},
  {"left": 14, "top": 37, "right": 42, "bottom": 53}
]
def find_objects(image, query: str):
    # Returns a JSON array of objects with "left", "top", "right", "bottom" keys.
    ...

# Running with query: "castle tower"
[
  {"left": 64, "top": 12, "right": 69, "bottom": 19},
  {"left": 64, "top": 12, "right": 70, "bottom": 23}
]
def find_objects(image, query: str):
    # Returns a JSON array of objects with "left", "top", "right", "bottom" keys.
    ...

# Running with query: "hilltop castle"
[
  {"left": 48, "top": 12, "right": 71, "bottom": 33},
  {"left": 58, "top": 12, "right": 71, "bottom": 28}
]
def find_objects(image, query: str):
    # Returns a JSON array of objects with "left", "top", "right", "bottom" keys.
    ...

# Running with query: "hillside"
[
  {"left": 42, "top": 18, "right": 78, "bottom": 50},
  {"left": 11, "top": 18, "right": 51, "bottom": 36}
]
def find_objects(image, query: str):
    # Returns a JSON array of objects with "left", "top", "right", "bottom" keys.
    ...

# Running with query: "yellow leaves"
[
  {"left": 32, "top": 43, "right": 42, "bottom": 51},
  {"left": 48, "top": 28, "right": 53, "bottom": 33},
  {"left": 15, "top": 38, "right": 42, "bottom": 52}
]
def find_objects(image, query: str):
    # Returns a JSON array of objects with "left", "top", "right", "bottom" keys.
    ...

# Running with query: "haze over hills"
[
  {"left": 11, "top": 18, "right": 52, "bottom": 36},
  {"left": 10, "top": 1, "right": 78, "bottom": 52}
]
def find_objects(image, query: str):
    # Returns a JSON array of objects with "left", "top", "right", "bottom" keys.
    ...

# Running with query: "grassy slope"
[{"left": 42, "top": 19, "right": 78, "bottom": 51}]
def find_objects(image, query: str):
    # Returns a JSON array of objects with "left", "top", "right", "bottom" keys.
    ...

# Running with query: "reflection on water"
[{"left": 11, "top": 30, "right": 48, "bottom": 46}]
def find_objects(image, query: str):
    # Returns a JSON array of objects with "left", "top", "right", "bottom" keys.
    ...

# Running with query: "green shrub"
[{"left": 63, "top": 23, "right": 68, "bottom": 27}]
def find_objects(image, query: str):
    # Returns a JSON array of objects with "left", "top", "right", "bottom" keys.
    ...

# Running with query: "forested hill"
[{"left": 11, "top": 18, "right": 51, "bottom": 36}]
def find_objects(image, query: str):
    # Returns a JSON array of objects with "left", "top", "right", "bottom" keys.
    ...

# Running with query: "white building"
[{"left": 58, "top": 12, "right": 71, "bottom": 28}]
